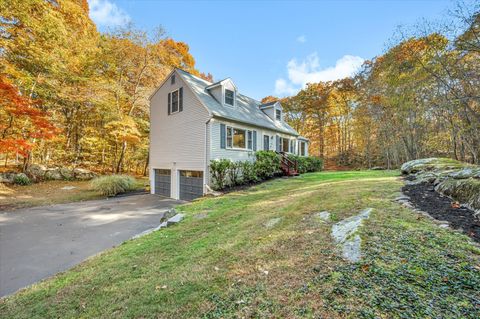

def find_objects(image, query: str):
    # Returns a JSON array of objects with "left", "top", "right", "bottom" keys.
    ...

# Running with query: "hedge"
[{"left": 210, "top": 151, "right": 323, "bottom": 190}]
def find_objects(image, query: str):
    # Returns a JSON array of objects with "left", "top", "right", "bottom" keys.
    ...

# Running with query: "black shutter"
[
  {"left": 253, "top": 131, "right": 257, "bottom": 151},
  {"left": 220, "top": 124, "right": 226, "bottom": 149},
  {"left": 276, "top": 136, "right": 280, "bottom": 152},
  {"left": 179, "top": 87, "right": 183, "bottom": 112},
  {"left": 167, "top": 92, "right": 171, "bottom": 115}
]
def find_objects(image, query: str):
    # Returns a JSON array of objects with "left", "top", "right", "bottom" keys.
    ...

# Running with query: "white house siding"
[
  {"left": 149, "top": 71, "right": 211, "bottom": 199},
  {"left": 209, "top": 117, "right": 298, "bottom": 159}
]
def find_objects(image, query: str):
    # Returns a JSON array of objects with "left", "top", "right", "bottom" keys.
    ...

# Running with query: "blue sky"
[{"left": 88, "top": 0, "right": 452, "bottom": 99}]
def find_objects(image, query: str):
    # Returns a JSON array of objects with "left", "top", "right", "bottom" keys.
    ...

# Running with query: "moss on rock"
[
  {"left": 436, "top": 178, "right": 480, "bottom": 214},
  {"left": 401, "top": 157, "right": 471, "bottom": 175}
]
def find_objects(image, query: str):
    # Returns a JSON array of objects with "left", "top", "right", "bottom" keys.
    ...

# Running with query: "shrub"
[
  {"left": 290, "top": 155, "right": 323, "bottom": 173},
  {"left": 255, "top": 151, "right": 281, "bottom": 179},
  {"left": 240, "top": 160, "right": 258, "bottom": 184},
  {"left": 210, "top": 159, "right": 231, "bottom": 190},
  {"left": 90, "top": 175, "right": 137, "bottom": 196},
  {"left": 228, "top": 161, "right": 242, "bottom": 186},
  {"left": 13, "top": 173, "right": 31, "bottom": 185}
]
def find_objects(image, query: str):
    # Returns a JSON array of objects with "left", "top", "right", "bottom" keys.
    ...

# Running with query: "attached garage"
[
  {"left": 179, "top": 170, "right": 203, "bottom": 201},
  {"left": 154, "top": 169, "right": 171, "bottom": 197}
]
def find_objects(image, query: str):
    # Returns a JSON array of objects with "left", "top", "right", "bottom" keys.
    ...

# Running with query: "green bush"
[
  {"left": 240, "top": 160, "right": 258, "bottom": 183},
  {"left": 255, "top": 150, "right": 281, "bottom": 179},
  {"left": 228, "top": 161, "right": 242, "bottom": 186},
  {"left": 210, "top": 159, "right": 231, "bottom": 190},
  {"left": 13, "top": 173, "right": 31, "bottom": 185},
  {"left": 289, "top": 155, "right": 323, "bottom": 173},
  {"left": 90, "top": 175, "right": 137, "bottom": 196}
]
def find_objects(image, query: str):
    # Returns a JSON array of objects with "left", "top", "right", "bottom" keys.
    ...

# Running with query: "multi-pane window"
[
  {"left": 226, "top": 126, "right": 254, "bottom": 150},
  {"left": 275, "top": 109, "right": 281, "bottom": 120},
  {"left": 300, "top": 142, "right": 306, "bottom": 156},
  {"left": 171, "top": 90, "right": 179, "bottom": 113},
  {"left": 225, "top": 89, "right": 234, "bottom": 106}
]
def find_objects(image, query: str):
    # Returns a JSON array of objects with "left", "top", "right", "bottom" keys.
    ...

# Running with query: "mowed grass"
[{"left": 1, "top": 171, "right": 479, "bottom": 318}]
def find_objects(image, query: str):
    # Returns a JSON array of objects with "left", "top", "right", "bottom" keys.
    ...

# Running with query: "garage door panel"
[
  {"left": 179, "top": 170, "right": 203, "bottom": 201},
  {"left": 154, "top": 169, "right": 171, "bottom": 197}
]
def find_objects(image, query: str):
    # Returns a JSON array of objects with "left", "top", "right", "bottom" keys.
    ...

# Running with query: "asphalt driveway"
[{"left": 0, "top": 194, "right": 181, "bottom": 297}]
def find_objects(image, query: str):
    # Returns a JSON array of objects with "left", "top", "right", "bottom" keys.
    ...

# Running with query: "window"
[
  {"left": 263, "top": 135, "right": 269, "bottom": 151},
  {"left": 275, "top": 109, "right": 281, "bottom": 120},
  {"left": 290, "top": 140, "right": 295, "bottom": 154},
  {"left": 300, "top": 142, "right": 306, "bottom": 156},
  {"left": 171, "top": 74, "right": 175, "bottom": 85},
  {"left": 225, "top": 126, "right": 253, "bottom": 149},
  {"left": 282, "top": 138, "right": 289, "bottom": 153},
  {"left": 225, "top": 89, "right": 234, "bottom": 106},
  {"left": 171, "top": 90, "right": 179, "bottom": 113}
]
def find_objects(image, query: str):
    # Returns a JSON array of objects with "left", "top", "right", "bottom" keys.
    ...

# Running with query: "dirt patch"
[{"left": 402, "top": 182, "right": 480, "bottom": 242}]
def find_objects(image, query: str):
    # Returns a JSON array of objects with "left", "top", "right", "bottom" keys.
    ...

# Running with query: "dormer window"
[
  {"left": 225, "top": 89, "right": 234, "bottom": 106},
  {"left": 275, "top": 109, "right": 281, "bottom": 121}
]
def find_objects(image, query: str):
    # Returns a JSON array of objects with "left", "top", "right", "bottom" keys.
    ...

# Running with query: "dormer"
[
  {"left": 206, "top": 78, "right": 237, "bottom": 107},
  {"left": 260, "top": 101, "right": 283, "bottom": 122}
]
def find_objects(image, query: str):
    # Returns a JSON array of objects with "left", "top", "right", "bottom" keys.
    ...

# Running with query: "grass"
[
  {"left": 1, "top": 170, "right": 479, "bottom": 318},
  {"left": 0, "top": 177, "right": 147, "bottom": 210}
]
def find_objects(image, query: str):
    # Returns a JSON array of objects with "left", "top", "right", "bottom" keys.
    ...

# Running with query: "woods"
[
  {"left": 279, "top": 3, "right": 480, "bottom": 168},
  {"left": 0, "top": 0, "right": 204, "bottom": 174}
]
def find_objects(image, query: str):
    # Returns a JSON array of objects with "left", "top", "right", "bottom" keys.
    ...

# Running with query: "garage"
[
  {"left": 179, "top": 170, "right": 203, "bottom": 201},
  {"left": 154, "top": 169, "right": 171, "bottom": 197}
]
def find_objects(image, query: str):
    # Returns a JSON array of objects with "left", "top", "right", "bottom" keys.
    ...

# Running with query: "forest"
[
  {"left": 275, "top": 2, "right": 480, "bottom": 168},
  {"left": 0, "top": 0, "right": 479, "bottom": 173}
]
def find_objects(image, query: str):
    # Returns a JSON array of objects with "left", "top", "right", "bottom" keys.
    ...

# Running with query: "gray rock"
[
  {"left": 0, "top": 172, "right": 16, "bottom": 184},
  {"left": 314, "top": 211, "right": 331, "bottom": 221},
  {"left": 264, "top": 217, "right": 282, "bottom": 229},
  {"left": 45, "top": 168, "right": 63, "bottom": 180},
  {"left": 331, "top": 208, "right": 372, "bottom": 244},
  {"left": 73, "top": 168, "right": 96, "bottom": 180},
  {"left": 59, "top": 167, "right": 73, "bottom": 180},
  {"left": 61, "top": 186, "right": 77, "bottom": 190},
  {"left": 331, "top": 208, "right": 372, "bottom": 263},
  {"left": 167, "top": 213, "right": 185, "bottom": 226},
  {"left": 342, "top": 235, "right": 362, "bottom": 262},
  {"left": 26, "top": 164, "right": 47, "bottom": 181}
]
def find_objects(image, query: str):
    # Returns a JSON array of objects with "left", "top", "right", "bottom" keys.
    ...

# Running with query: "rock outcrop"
[{"left": 401, "top": 158, "right": 480, "bottom": 216}]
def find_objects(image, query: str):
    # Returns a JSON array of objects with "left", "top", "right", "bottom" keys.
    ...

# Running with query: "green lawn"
[{"left": 1, "top": 171, "right": 479, "bottom": 318}]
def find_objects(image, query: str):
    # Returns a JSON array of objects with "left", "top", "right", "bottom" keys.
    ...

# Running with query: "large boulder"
[
  {"left": 73, "top": 168, "right": 97, "bottom": 180},
  {"left": 44, "top": 168, "right": 63, "bottom": 180},
  {"left": 435, "top": 178, "right": 480, "bottom": 215},
  {"left": 59, "top": 167, "right": 74, "bottom": 180},
  {"left": 26, "top": 164, "right": 47, "bottom": 181},
  {"left": 0, "top": 172, "right": 17, "bottom": 184},
  {"left": 401, "top": 158, "right": 471, "bottom": 175}
]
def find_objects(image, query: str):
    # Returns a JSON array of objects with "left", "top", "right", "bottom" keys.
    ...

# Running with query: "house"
[{"left": 149, "top": 68, "right": 309, "bottom": 200}]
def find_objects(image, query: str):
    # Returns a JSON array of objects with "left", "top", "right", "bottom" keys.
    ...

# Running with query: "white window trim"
[
  {"left": 275, "top": 109, "right": 282, "bottom": 121},
  {"left": 223, "top": 88, "right": 236, "bottom": 107},
  {"left": 226, "top": 125, "right": 253, "bottom": 151},
  {"left": 170, "top": 88, "right": 180, "bottom": 114}
]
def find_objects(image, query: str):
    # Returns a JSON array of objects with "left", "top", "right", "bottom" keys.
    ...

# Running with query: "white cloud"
[
  {"left": 274, "top": 53, "right": 364, "bottom": 96},
  {"left": 296, "top": 35, "right": 307, "bottom": 43},
  {"left": 88, "top": 0, "right": 131, "bottom": 27}
]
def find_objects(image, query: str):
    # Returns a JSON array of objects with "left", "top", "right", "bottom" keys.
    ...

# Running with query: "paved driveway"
[{"left": 0, "top": 194, "right": 181, "bottom": 297}]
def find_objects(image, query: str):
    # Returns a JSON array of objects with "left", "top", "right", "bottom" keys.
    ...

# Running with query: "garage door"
[
  {"left": 154, "top": 169, "right": 171, "bottom": 197},
  {"left": 179, "top": 170, "right": 203, "bottom": 201}
]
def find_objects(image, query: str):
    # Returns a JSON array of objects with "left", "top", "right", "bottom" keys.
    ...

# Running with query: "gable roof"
[{"left": 176, "top": 69, "right": 298, "bottom": 136}]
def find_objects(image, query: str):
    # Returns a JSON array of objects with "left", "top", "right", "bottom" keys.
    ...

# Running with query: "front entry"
[
  {"left": 179, "top": 170, "right": 203, "bottom": 201},
  {"left": 154, "top": 169, "right": 171, "bottom": 197}
]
